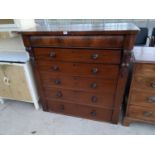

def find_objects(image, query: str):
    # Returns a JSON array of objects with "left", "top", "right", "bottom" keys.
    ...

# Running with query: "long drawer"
[
  {"left": 37, "top": 61, "right": 119, "bottom": 79},
  {"left": 132, "top": 75, "right": 155, "bottom": 91},
  {"left": 40, "top": 75, "right": 117, "bottom": 93},
  {"left": 135, "top": 64, "right": 155, "bottom": 77},
  {"left": 43, "top": 87, "right": 115, "bottom": 108},
  {"left": 129, "top": 89, "right": 155, "bottom": 108},
  {"left": 30, "top": 36, "right": 124, "bottom": 48},
  {"left": 33, "top": 48, "right": 121, "bottom": 64},
  {"left": 128, "top": 105, "right": 155, "bottom": 122},
  {"left": 46, "top": 100, "right": 113, "bottom": 122}
]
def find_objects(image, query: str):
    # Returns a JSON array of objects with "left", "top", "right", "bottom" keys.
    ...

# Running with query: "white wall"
[
  {"left": 14, "top": 19, "right": 36, "bottom": 29},
  {"left": 0, "top": 19, "right": 36, "bottom": 39}
]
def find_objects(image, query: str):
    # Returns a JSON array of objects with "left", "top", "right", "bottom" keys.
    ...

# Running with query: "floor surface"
[{"left": 0, "top": 100, "right": 155, "bottom": 135}]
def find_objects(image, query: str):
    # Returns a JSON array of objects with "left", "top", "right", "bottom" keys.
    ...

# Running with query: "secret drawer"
[
  {"left": 47, "top": 100, "right": 113, "bottom": 122},
  {"left": 128, "top": 106, "right": 155, "bottom": 122},
  {"left": 44, "top": 87, "right": 115, "bottom": 108},
  {"left": 129, "top": 90, "right": 155, "bottom": 108},
  {"left": 37, "top": 61, "right": 119, "bottom": 79},
  {"left": 132, "top": 75, "right": 155, "bottom": 91},
  {"left": 33, "top": 48, "right": 121, "bottom": 64},
  {"left": 30, "top": 36, "right": 124, "bottom": 48},
  {"left": 40, "top": 75, "right": 117, "bottom": 93}
]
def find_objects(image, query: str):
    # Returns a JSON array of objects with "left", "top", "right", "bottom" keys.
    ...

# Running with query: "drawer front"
[
  {"left": 44, "top": 87, "right": 115, "bottom": 108},
  {"left": 30, "top": 36, "right": 124, "bottom": 48},
  {"left": 130, "top": 90, "right": 155, "bottom": 108},
  {"left": 135, "top": 64, "right": 155, "bottom": 77},
  {"left": 132, "top": 76, "right": 155, "bottom": 91},
  {"left": 40, "top": 75, "right": 117, "bottom": 93},
  {"left": 37, "top": 61, "right": 119, "bottom": 79},
  {"left": 47, "top": 100, "right": 113, "bottom": 122},
  {"left": 34, "top": 48, "right": 121, "bottom": 64},
  {"left": 128, "top": 106, "right": 155, "bottom": 122}
]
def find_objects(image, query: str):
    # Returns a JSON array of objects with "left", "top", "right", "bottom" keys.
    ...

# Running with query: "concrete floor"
[{"left": 0, "top": 100, "right": 155, "bottom": 135}]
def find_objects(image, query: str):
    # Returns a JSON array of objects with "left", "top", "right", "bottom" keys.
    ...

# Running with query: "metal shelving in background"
[{"left": 35, "top": 19, "right": 155, "bottom": 35}]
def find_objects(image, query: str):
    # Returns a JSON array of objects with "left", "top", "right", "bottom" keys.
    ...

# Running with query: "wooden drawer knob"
[
  {"left": 91, "top": 68, "right": 98, "bottom": 74},
  {"left": 90, "top": 111, "right": 97, "bottom": 117},
  {"left": 147, "top": 96, "right": 155, "bottom": 103},
  {"left": 60, "top": 105, "right": 65, "bottom": 111},
  {"left": 91, "top": 54, "right": 99, "bottom": 60},
  {"left": 91, "top": 96, "right": 98, "bottom": 103},
  {"left": 151, "top": 82, "right": 155, "bottom": 88},
  {"left": 55, "top": 91, "right": 63, "bottom": 97},
  {"left": 90, "top": 82, "right": 97, "bottom": 89},
  {"left": 143, "top": 111, "right": 153, "bottom": 117},
  {"left": 49, "top": 51, "right": 56, "bottom": 58},
  {"left": 52, "top": 65, "right": 59, "bottom": 71},
  {"left": 54, "top": 79, "right": 61, "bottom": 85}
]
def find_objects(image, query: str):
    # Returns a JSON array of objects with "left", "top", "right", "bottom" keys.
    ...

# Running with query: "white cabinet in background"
[{"left": 0, "top": 62, "right": 39, "bottom": 110}]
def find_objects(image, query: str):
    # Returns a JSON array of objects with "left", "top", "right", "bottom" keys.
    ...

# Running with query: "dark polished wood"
[
  {"left": 40, "top": 75, "right": 117, "bottom": 93},
  {"left": 124, "top": 47, "right": 155, "bottom": 126},
  {"left": 34, "top": 48, "right": 121, "bottom": 64},
  {"left": 37, "top": 61, "right": 119, "bottom": 79},
  {"left": 18, "top": 23, "right": 139, "bottom": 124},
  {"left": 43, "top": 87, "right": 115, "bottom": 109},
  {"left": 30, "top": 36, "right": 124, "bottom": 48},
  {"left": 46, "top": 100, "right": 113, "bottom": 122}
]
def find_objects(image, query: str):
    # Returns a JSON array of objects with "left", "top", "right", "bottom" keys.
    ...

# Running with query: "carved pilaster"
[
  {"left": 121, "top": 50, "right": 133, "bottom": 76},
  {"left": 25, "top": 46, "right": 35, "bottom": 65}
]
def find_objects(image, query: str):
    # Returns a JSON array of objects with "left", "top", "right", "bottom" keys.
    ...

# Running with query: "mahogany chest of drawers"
[
  {"left": 18, "top": 23, "right": 139, "bottom": 124},
  {"left": 124, "top": 47, "right": 155, "bottom": 126}
]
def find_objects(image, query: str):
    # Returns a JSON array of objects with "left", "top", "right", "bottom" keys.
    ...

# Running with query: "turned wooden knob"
[
  {"left": 55, "top": 91, "right": 63, "bottom": 97},
  {"left": 143, "top": 111, "right": 153, "bottom": 117},
  {"left": 91, "top": 82, "right": 97, "bottom": 89},
  {"left": 90, "top": 111, "right": 97, "bottom": 117},
  {"left": 52, "top": 65, "right": 59, "bottom": 71},
  {"left": 91, "top": 96, "right": 98, "bottom": 103},
  {"left": 60, "top": 105, "right": 65, "bottom": 111},
  {"left": 151, "top": 82, "right": 155, "bottom": 88},
  {"left": 50, "top": 51, "right": 56, "bottom": 58},
  {"left": 147, "top": 96, "right": 155, "bottom": 103},
  {"left": 54, "top": 79, "right": 61, "bottom": 85},
  {"left": 91, "top": 54, "right": 99, "bottom": 60},
  {"left": 91, "top": 68, "right": 98, "bottom": 74}
]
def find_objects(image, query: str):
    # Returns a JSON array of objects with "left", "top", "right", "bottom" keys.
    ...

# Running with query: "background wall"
[
  {"left": 0, "top": 19, "right": 14, "bottom": 24},
  {"left": 0, "top": 19, "right": 36, "bottom": 39}
]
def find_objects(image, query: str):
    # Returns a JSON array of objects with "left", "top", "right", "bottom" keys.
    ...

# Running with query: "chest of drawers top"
[
  {"left": 17, "top": 23, "right": 139, "bottom": 35},
  {"left": 17, "top": 23, "right": 139, "bottom": 49}
]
